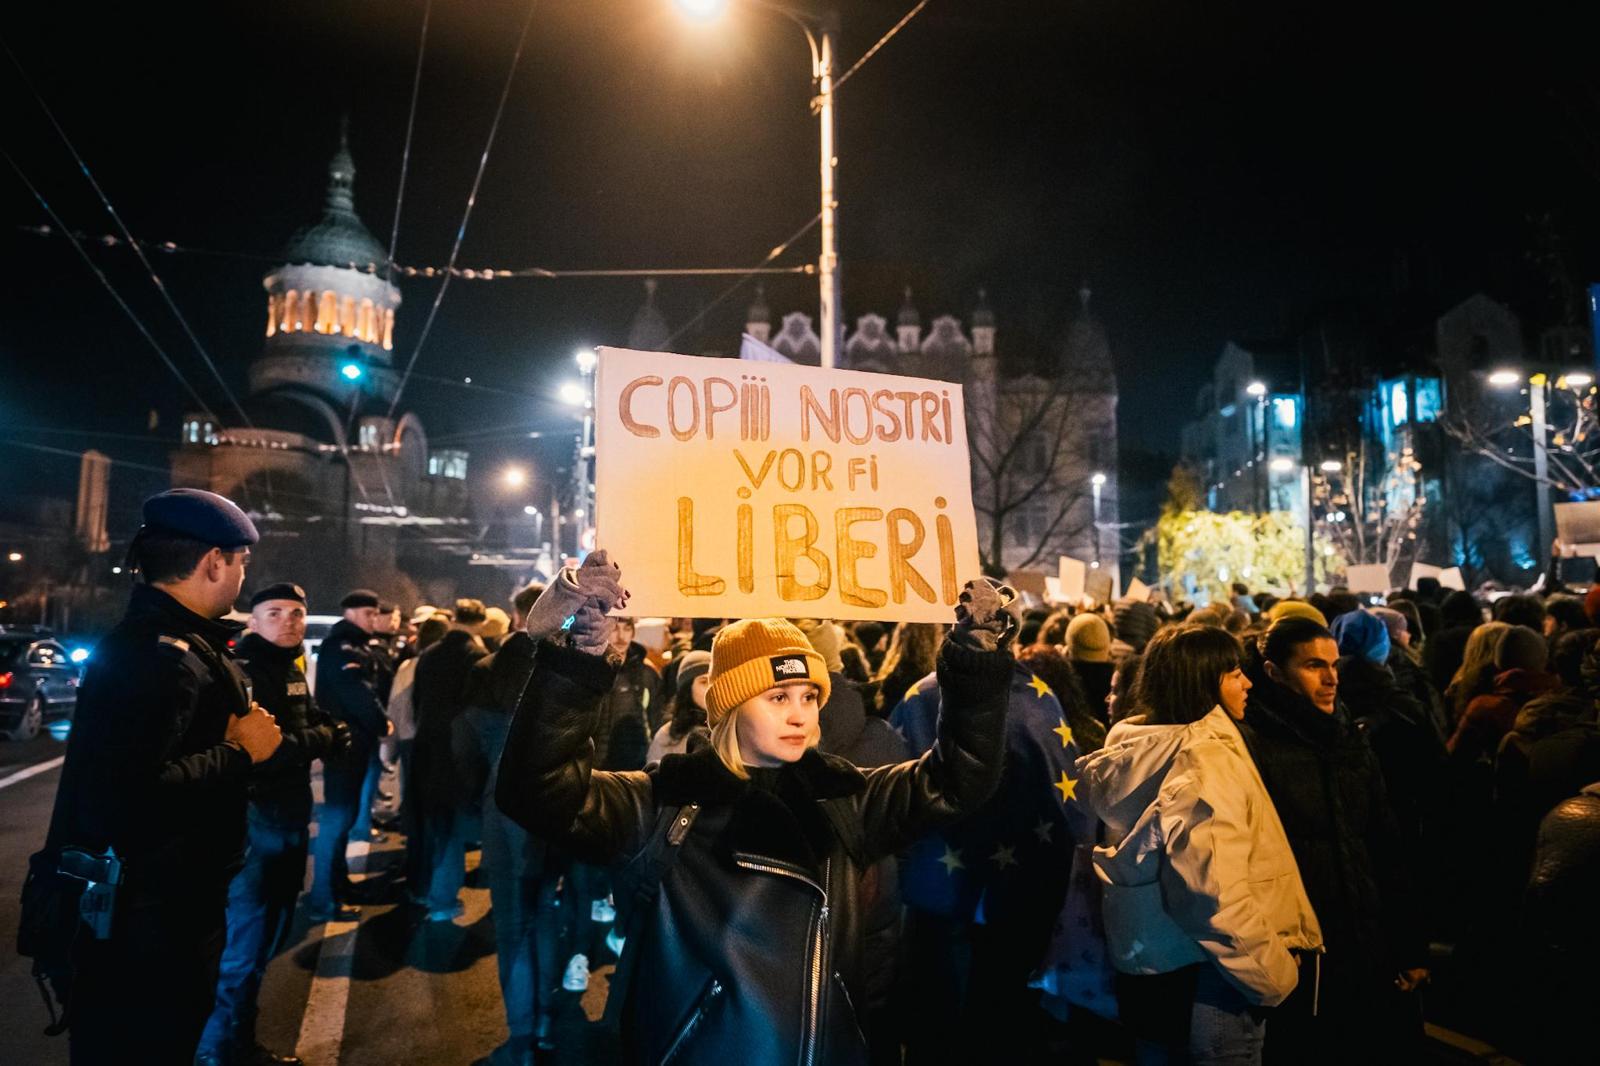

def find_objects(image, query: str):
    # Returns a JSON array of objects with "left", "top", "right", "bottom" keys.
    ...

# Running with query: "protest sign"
[
  {"left": 1123, "top": 577, "right": 1151, "bottom": 603},
  {"left": 1345, "top": 563, "right": 1391, "bottom": 594},
  {"left": 1086, "top": 569, "right": 1114, "bottom": 605},
  {"left": 1438, "top": 566, "right": 1466, "bottom": 591},
  {"left": 594, "top": 347, "right": 981, "bottom": 622},
  {"left": 1408, "top": 562, "right": 1442, "bottom": 590},
  {"left": 1058, "top": 557, "right": 1088, "bottom": 603}
]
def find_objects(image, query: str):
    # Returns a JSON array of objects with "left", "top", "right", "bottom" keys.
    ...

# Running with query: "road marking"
[
  {"left": 0, "top": 755, "right": 64, "bottom": 791},
  {"left": 295, "top": 839, "right": 371, "bottom": 1066}
]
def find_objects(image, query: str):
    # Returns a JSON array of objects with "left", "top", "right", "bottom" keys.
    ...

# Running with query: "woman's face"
[
  {"left": 1219, "top": 666, "right": 1252, "bottom": 720},
  {"left": 735, "top": 682, "right": 821, "bottom": 767},
  {"left": 691, "top": 672, "right": 711, "bottom": 711}
]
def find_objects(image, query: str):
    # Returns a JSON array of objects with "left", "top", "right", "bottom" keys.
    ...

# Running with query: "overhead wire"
[
  {"left": 386, "top": 0, "right": 430, "bottom": 285},
  {"left": 1, "top": 148, "right": 219, "bottom": 420},
  {"left": 2, "top": 38, "right": 255, "bottom": 428},
  {"left": 386, "top": 0, "right": 541, "bottom": 421},
  {"left": 830, "top": 0, "right": 932, "bottom": 95},
  {"left": 663, "top": 212, "right": 820, "bottom": 348}
]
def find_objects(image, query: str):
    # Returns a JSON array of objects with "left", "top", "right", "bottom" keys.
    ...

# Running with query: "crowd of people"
[{"left": 24, "top": 488, "right": 1600, "bottom": 1065}]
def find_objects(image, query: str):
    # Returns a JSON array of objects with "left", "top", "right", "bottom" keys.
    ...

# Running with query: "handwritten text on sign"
[{"left": 594, "top": 347, "right": 981, "bottom": 622}]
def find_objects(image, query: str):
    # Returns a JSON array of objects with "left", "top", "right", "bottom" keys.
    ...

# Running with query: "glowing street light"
[
  {"left": 6, "top": 552, "right": 21, "bottom": 563},
  {"left": 559, "top": 382, "right": 587, "bottom": 407},
  {"left": 1269, "top": 457, "right": 1296, "bottom": 474},
  {"left": 1245, "top": 381, "right": 1267, "bottom": 398},
  {"left": 674, "top": 0, "right": 728, "bottom": 20},
  {"left": 340, "top": 362, "right": 364, "bottom": 381},
  {"left": 1487, "top": 368, "right": 1522, "bottom": 388},
  {"left": 672, "top": 0, "right": 840, "bottom": 366},
  {"left": 523, "top": 504, "right": 538, "bottom": 516},
  {"left": 575, "top": 348, "right": 598, "bottom": 375},
  {"left": 1090, "top": 472, "right": 1107, "bottom": 487},
  {"left": 1320, "top": 459, "right": 1343, "bottom": 472},
  {"left": 1566, "top": 371, "right": 1594, "bottom": 388},
  {"left": 502, "top": 466, "right": 528, "bottom": 489}
]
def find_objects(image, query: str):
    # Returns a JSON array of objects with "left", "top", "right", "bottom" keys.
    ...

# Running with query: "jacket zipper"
[
  {"left": 660, "top": 979, "right": 723, "bottom": 1065},
  {"left": 733, "top": 854, "right": 830, "bottom": 1066}
]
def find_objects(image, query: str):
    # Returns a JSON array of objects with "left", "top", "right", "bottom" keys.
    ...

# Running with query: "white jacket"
[{"left": 1075, "top": 707, "right": 1322, "bottom": 1006}]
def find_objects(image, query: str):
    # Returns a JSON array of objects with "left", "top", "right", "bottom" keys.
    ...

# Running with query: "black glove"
[
  {"left": 327, "top": 720, "right": 354, "bottom": 759},
  {"left": 951, "top": 577, "right": 1019, "bottom": 651}
]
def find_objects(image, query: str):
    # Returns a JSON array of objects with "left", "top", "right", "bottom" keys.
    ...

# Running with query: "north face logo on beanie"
[{"left": 770, "top": 655, "right": 809, "bottom": 680}]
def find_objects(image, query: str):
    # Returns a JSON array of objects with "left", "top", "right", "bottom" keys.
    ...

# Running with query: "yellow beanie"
[
  {"left": 1267, "top": 599, "right": 1329, "bottom": 627},
  {"left": 706, "top": 618, "right": 832, "bottom": 726}
]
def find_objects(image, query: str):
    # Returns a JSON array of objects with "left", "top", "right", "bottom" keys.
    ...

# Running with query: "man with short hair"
[
  {"left": 308, "top": 589, "right": 393, "bottom": 921},
  {"left": 410, "top": 598, "right": 488, "bottom": 920},
  {"left": 197, "top": 583, "right": 349, "bottom": 1066},
  {"left": 42, "top": 489, "right": 282, "bottom": 1064}
]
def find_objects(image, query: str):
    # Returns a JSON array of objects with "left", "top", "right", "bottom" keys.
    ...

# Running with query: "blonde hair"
[
  {"left": 1447, "top": 621, "right": 1513, "bottom": 724},
  {"left": 709, "top": 687, "right": 823, "bottom": 781}
]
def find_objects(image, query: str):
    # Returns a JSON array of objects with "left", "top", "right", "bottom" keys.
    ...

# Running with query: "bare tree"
[
  {"left": 1442, "top": 376, "right": 1600, "bottom": 496},
  {"left": 965, "top": 372, "right": 1098, "bottom": 576},
  {"left": 1313, "top": 437, "right": 1427, "bottom": 574}
]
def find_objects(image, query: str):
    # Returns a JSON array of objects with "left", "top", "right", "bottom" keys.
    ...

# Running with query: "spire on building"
[
  {"left": 1061, "top": 281, "right": 1115, "bottom": 393},
  {"left": 746, "top": 282, "right": 772, "bottom": 344},
  {"left": 971, "top": 288, "right": 996, "bottom": 358},
  {"left": 628, "top": 278, "right": 671, "bottom": 351},
  {"left": 280, "top": 122, "right": 388, "bottom": 271},
  {"left": 897, "top": 286, "right": 922, "bottom": 353}
]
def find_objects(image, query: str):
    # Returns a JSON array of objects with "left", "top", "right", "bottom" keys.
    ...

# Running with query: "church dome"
[{"left": 281, "top": 126, "right": 388, "bottom": 271}]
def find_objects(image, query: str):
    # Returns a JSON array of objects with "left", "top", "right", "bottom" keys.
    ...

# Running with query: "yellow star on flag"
[
  {"left": 1027, "top": 674, "right": 1052, "bottom": 699},
  {"left": 938, "top": 845, "right": 965, "bottom": 875},
  {"left": 991, "top": 843, "right": 1018, "bottom": 870},
  {"left": 1052, "top": 718, "right": 1074, "bottom": 749},
  {"left": 1054, "top": 771, "right": 1078, "bottom": 803}
]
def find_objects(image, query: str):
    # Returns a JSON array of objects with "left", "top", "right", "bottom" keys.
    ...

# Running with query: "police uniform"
[
  {"left": 307, "top": 592, "right": 391, "bottom": 917},
  {"left": 197, "top": 583, "right": 345, "bottom": 1066},
  {"left": 45, "top": 489, "right": 259, "bottom": 1064}
]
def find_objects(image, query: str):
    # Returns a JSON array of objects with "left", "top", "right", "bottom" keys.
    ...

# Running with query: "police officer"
[
  {"left": 45, "top": 488, "right": 283, "bottom": 1064},
  {"left": 307, "top": 589, "right": 392, "bottom": 921},
  {"left": 196, "top": 583, "right": 350, "bottom": 1066}
]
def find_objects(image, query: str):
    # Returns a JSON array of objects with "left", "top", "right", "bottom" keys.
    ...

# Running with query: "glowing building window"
[
  {"left": 1273, "top": 396, "right": 1297, "bottom": 430},
  {"left": 341, "top": 296, "right": 357, "bottom": 337},
  {"left": 1414, "top": 378, "right": 1441, "bottom": 423},
  {"left": 1390, "top": 381, "right": 1410, "bottom": 426},
  {"left": 315, "top": 291, "right": 337, "bottom": 334},
  {"left": 428, "top": 450, "right": 468, "bottom": 480},
  {"left": 358, "top": 423, "right": 380, "bottom": 450},
  {"left": 284, "top": 289, "right": 300, "bottom": 330}
]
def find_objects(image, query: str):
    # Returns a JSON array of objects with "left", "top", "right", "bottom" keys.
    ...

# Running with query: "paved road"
[
  {"left": 0, "top": 731, "right": 1517, "bottom": 1065},
  {"left": 0, "top": 739, "right": 616, "bottom": 1066}
]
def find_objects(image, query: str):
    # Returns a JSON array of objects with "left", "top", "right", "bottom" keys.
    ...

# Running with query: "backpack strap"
[{"left": 604, "top": 801, "right": 700, "bottom": 1024}]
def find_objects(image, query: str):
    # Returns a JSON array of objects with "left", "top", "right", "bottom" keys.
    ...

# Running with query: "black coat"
[
  {"left": 233, "top": 633, "right": 339, "bottom": 827},
  {"left": 495, "top": 638, "right": 1011, "bottom": 1066},
  {"left": 1241, "top": 674, "right": 1427, "bottom": 1000},
  {"left": 48, "top": 585, "right": 253, "bottom": 905},
  {"left": 1494, "top": 692, "right": 1600, "bottom": 881},
  {"left": 314, "top": 619, "right": 390, "bottom": 749},
  {"left": 1336, "top": 654, "right": 1446, "bottom": 851},
  {"left": 595, "top": 642, "right": 658, "bottom": 771},
  {"left": 412, "top": 629, "right": 487, "bottom": 812}
]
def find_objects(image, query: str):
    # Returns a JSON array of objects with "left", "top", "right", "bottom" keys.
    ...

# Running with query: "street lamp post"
[
  {"left": 675, "top": 0, "right": 840, "bottom": 366},
  {"left": 1246, "top": 381, "right": 1267, "bottom": 515},
  {"left": 1090, "top": 472, "right": 1106, "bottom": 568},
  {"left": 1488, "top": 367, "right": 1591, "bottom": 574}
]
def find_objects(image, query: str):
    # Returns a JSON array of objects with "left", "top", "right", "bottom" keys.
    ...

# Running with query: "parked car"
[{"left": 0, "top": 627, "right": 79, "bottom": 741}]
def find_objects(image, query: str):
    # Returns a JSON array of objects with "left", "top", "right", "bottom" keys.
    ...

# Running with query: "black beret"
[
  {"left": 250, "top": 582, "right": 307, "bottom": 609},
  {"left": 340, "top": 589, "right": 381, "bottom": 610},
  {"left": 141, "top": 488, "right": 259, "bottom": 549}
]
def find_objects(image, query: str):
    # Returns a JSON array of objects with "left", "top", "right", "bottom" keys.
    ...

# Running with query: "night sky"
[{"left": 4, "top": 0, "right": 1598, "bottom": 527}]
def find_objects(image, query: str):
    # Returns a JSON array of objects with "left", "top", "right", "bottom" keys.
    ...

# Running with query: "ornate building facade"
[
  {"left": 678, "top": 282, "right": 1122, "bottom": 584},
  {"left": 171, "top": 127, "right": 470, "bottom": 605}
]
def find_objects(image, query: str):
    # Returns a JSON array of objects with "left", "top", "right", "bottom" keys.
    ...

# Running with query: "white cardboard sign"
[
  {"left": 594, "top": 347, "right": 981, "bottom": 622},
  {"left": 1345, "top": 563, "right": 1391, "bottom": 594}
]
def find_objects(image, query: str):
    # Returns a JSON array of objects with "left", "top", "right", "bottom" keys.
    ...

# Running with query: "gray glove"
[
  {"left": 567, "top": 550, "right": 629, "bottom": 658},
  {"left": 522, "top": 549, "right": 629, "bottom": 643},
  {"left": 950, "top": 577, "right": 1019, "bottom": 651}
]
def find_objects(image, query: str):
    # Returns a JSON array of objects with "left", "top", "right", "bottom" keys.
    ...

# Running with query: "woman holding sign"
[{"left": 496, "top": 550, "right": 1014, "bottom": 1066}]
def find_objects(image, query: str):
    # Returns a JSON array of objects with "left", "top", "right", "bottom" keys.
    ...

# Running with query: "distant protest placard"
[{"left": 593, "top": 347, "right": 982, "bottom": 622}]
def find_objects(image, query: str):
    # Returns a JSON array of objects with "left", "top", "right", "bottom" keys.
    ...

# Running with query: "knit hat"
[
  {"left": 1369, "top": 606, "right": 1409, "bottom": 648},
  {"left": 1113, "top": 601, "right": 1160, "bottom": 652},
  {"left": 1330, "top": 609, "right": 1391, "bottom": 665},
  {"left": 675, "top": 649, "right": 712, "bottom": 689},
  {"left": 1496, "top": 625, "right": 1550, "bottom": 674},
  {"left": 1066, "top": 613, "right": 1112, "bottom": 663},
  {"left": 706, "top": 619, "right": 831, "bottom": 726},
  {"left": 792, "top": 618, "right": 844, "bottom": 673},
  {"left": 1267, "top": 599, "right": 1329, "bottom": 628},
  {"left": 480, "top": 607, "right": 510, "bottom": 640}
]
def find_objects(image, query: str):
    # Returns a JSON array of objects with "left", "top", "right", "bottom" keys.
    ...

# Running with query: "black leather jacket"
[{"left": 496, "top": 637, "right": 1011, "bottom": 1066}]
